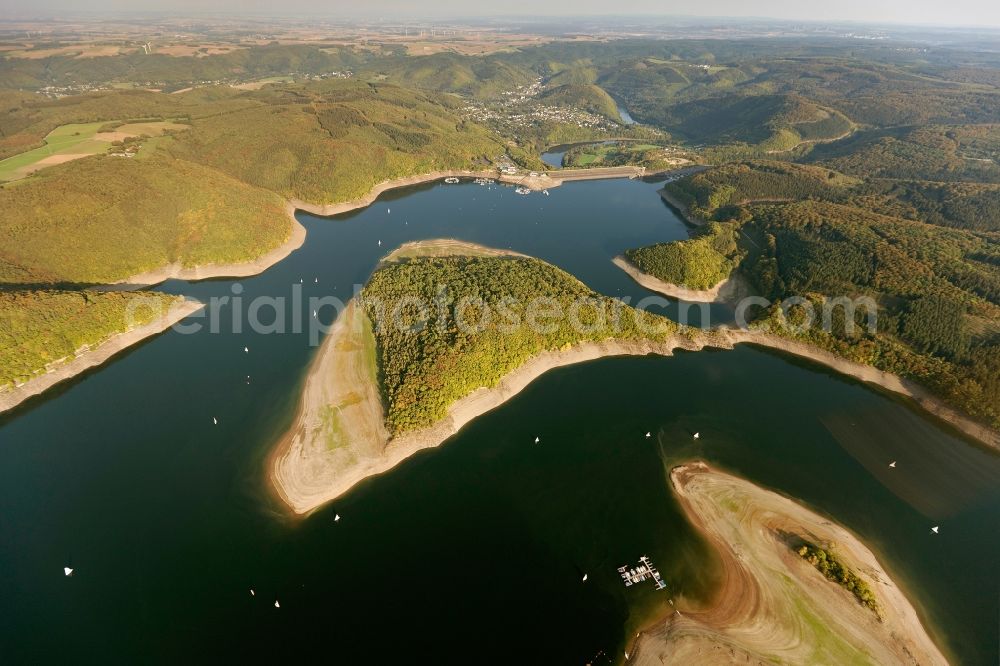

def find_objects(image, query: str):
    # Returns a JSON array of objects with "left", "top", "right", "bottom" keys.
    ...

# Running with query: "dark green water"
[{"left": 1, "top": 179, "right": 998, "bottom": 664}]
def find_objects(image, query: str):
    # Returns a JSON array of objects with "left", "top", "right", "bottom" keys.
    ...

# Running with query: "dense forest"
[
  {"left": 624, "top": 223, "right": 741, "bottom": 290},
  {"left": 627, "top": 172, "right": 1000, "bottom": 427},
  {"left": 3, "top": 34, "right": 1000, "bottom": 431},
  {"left": 360, "top": 254, "right": 679, "bottom": 433},
  {"left": 0, "top": 290, "right": 179, "bottom": 388}
]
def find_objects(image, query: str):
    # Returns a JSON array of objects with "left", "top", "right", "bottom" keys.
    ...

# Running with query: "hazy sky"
[{"left": 1, "top": 0, "right": 998, "bottom": 28}]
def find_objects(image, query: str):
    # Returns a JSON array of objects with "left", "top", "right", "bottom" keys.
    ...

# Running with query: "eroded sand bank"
[{"left": 628, "top": 462, "right": 948, "bottom": 665}]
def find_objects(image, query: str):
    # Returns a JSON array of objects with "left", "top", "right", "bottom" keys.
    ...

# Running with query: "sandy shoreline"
[
  {"left": 719, "top": 329, "right": 1000, "bottom": 450},
  {"left": 115, "top": 165, "right": 652, "bottom": 286},
  {"left": 115, "top": 202, "right": 307, "bottom": 287},
  {"left": 290, "top": 166, "right": 653, "bottom": 217},
  {"left": 613, "top": 255, "right": 747, "bottom": 303},
  {"left": 271, "top": 331, "right": 711, "bottom": 515},
  {"left": 658, "top": 188, "right": 705, "bottom": 227},
  {"left": 628, "top": 462, "right": 948, "bottom": 665},
  {"left": 0, "top": 298, "right": 204, "bottom": 414},
  {"left": 612, "top": 257, "right": 999, "bottom": 450}
]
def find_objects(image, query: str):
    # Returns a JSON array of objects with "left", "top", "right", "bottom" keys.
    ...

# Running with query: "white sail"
[{"left": 63, "top": 567, "right": 73, "bottom": 577}]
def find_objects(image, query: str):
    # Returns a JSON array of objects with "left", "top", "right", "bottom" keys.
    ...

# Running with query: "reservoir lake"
[{"left": 1, "top": 178, "right": 998, "bottom": 663}]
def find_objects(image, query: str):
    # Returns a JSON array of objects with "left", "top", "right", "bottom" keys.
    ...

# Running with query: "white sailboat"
[
  {"left": 582, "top": 574, "right": 588, "bottom": 582},
  {"left": 335, "top": 514, "right": 341, "bottom": 522},
  {"left": 931, "top": 526, "right": 940, "bottom": 534},
  {"left": 534, "top": 436, "right": 540, "bottom": 444},
  {"left": 645, "top": 432, "right": 651, "bottom": 438},
  {"left": 274, "top": 600, "right": 280, "bottom": 608},
  {"left": 889, "top": 461, "right": 896, "bottom": 468},
  {"left": 693, "top": 432, "right": 700, "bottom": 439},
  {"left": 213, "top": 417, "right": 218, "bottom": 425},
  {"left": 63, "top": 567, "right": 73, "bottom": 577},
  {"left": 250, "top": 589, "right": 255, "bottom": 596},
  {"left": 244, "top": 346, "right": 249, "bottom": 353}
]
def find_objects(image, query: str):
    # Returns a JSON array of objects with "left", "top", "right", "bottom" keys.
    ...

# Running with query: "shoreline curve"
[
  {"left": 612, "top": 258, "right": 999, "bottom": 450},
  {"left": 0, "top": 298, "right": 204, "bottom": 414},
  {"left": 270, "top": 319, "right": 717, "bottom": 515},
  {"left": 627, "top": 461, "right": 949, "bottom": 665}
]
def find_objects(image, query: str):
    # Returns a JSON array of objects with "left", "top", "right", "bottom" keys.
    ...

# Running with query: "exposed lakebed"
[{"left": 1, "top": 178, "right": 997, "bottom": 663}]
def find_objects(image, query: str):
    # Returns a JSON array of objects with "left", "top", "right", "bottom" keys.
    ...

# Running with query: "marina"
[{"left": 618, "top": 556, "right": 668, "bottom": 591}]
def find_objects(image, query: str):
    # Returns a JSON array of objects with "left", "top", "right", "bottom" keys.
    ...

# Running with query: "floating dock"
[{"left": 618, "top": 555, "right": 667, "bottom": 591}]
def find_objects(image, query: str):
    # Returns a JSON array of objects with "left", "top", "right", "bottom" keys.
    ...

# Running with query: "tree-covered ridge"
[
  {"left": 623, "top": 157, "right": 1000, "bottom": 427},
  {"left": 0, "top": 80, "right": 522, "bottom": 284},
  {"left": 0, "top": 154, "right": 291, "bottom": 284},
  {"left": 165, "top": 80, "right": 511, "bottom": 203},
  {"left": 805, "top": 125, "right": 1000, "bottom": 184},
  {"left": 537, "top": 84, "right": 622, "bottom": 121},
  {"left": 0, "top": 290, "right": 180, "bottom": 389},
  {"left": 664, "top": 160, "right": 1000, "bottom": 233},
  {"left": 360, "top": 254, "right": 679, "bottom": 433},
  {"left": 662, "top": 161, "right": 857, "bottom": 220},
  {"left": 851, "top": 180, "right": 1000, "bottom": 232},
  {"left": 738, "top": 201, "right": 1000, "bottom": 427},
  {"left": 631, "top": 93, "right": 854, "bottom": 153},
  {"left": 624, "top": 223, "right": 741, "bottom": 290},
  {"left": 0, "top": 43, "right": 370, "bottom": 94},
  {"left": 367, "top": 52, "right": 535, "bottom": 99}
]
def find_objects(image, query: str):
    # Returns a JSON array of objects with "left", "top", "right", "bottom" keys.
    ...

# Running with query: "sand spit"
[
  {"left": 271, "top": 318, "right": 708, "bottom": 515},
  {"left": 0, "top": 299, "right": 204, "bottom": 414},
  {"left": 628, "top": 462, "right": 948, "bottom": 665},
  {"left": 612, "top": 255, "right": 749, "bottom": 303}
]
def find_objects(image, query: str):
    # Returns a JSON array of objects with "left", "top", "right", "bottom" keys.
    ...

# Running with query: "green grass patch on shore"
[{"left": 795, "top": 540, "right": 882, "bottom": 619}]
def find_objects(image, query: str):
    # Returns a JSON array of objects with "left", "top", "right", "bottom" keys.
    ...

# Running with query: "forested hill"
[{"left": 629, "top": 162, "right": 1000, "bottom": 429}]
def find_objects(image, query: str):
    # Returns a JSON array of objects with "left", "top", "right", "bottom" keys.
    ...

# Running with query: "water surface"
[{"left": 0, "top": 178, "right": 997, "bottom": 663}]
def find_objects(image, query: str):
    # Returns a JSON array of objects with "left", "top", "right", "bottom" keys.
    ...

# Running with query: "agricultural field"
[{"left": 0, "top": 120, "right": 190, "bottom": 182}]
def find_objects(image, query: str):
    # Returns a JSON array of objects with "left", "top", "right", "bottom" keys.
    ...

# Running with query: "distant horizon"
[{"left": 1, "top": 2, "right": 999, "bottom": 31}]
